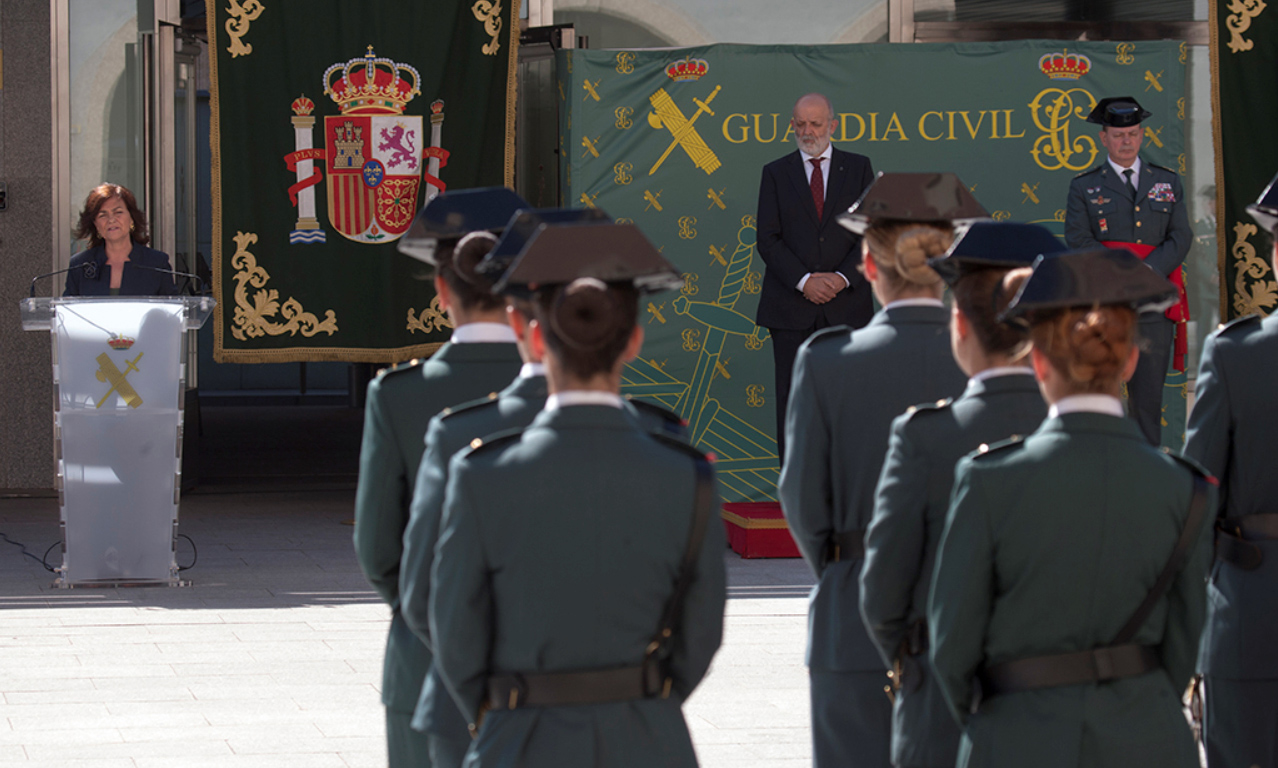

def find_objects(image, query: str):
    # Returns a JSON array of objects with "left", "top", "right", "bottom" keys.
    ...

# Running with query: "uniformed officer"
[
  {"left": 859, "top": 221, "right": 1059, "bottom": 768},
  {"left": 396, "top": 207, "right": 683, "bottom": 767},
  {"left": 429, "top": 221, "right": 726, "bottom": 768},
  {"left": 1063, "top": 96, "right": 1193, "bottom": 445},
  {"left": 353, "top": 187, "right": 527, "bottom": 768},
  {"left": 928, "top": 247, "right": 1213, "bottom": 768},
  {"left": 780, "top": 172, "right": 982, "bottom": 768},
  {"left": 1184, "top": 173, "right": 1278, "bottom": 768}
]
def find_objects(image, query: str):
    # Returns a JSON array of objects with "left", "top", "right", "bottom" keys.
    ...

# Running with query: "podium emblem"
[{"left": 95, "top": 351, "right": 144, "bottom": 409}]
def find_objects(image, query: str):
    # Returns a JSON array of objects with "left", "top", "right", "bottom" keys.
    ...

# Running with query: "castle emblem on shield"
[{"left": 285, "top": 46, "right": 449, "bottom": 245}]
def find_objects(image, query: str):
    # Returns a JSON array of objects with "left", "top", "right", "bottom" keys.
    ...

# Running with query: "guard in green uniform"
[
  {"left": 781, "top": 173, "right": 983, "bottom": 768},
  {"left": 1063, "top": 97, "right": 1193, "bottom": 445},
  {"left": 353, "top": 187, "right": 526, "bottom": 768},
  {"left": 928, "top": 247, "right": 1214, "bottom": 768},
  {"left": 1184, "top": 174, "right": 1278, "bottom": 768},
  {"left": 859, "top": 221, "right": 1059, "bottom": 768},
  {"left": 429, "top": 222, "right": 725, "bottom": 768},
  {"left": 397, "top": 207, "right": 682, "bottom": 767}
]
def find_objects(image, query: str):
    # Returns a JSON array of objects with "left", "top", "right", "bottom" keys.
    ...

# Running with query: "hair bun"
[
  {"left": 892, "top": 227, "right": 949, "bottom": 287},
  {"left": 451, "top": 231, "right": 498, "bottom": 287},
  {"left": 550, "top": 278, "right": 620, "bottom": 351}
]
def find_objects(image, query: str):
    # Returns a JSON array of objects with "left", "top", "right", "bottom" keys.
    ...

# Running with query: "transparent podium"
[{"left": 20, "top": 296, "right": 215, "bottom": 587}]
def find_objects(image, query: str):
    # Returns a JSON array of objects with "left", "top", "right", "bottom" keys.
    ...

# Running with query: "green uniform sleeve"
[
  {"left": 353, "top": 378, "right": 409, "bottom": 608},
  {"left": 400, "top": 413, "right": 452, "bottom": 648},
  {"left": 778, "top": 344, "right": 834, "bottom": 576},
  {"left": 1160, "top": 474, "right": 1216, "bottom": 690},
  {"left": 1183, "top": 330, "right": 1232, "bottom": 491}
]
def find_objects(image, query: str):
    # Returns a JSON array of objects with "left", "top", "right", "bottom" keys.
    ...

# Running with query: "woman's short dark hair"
[
  {"left": 534, "top": 279, "right": 638, "bottom": 380},
  {"left": 75, "top": 183, "right": 149, "bottom": 248}
]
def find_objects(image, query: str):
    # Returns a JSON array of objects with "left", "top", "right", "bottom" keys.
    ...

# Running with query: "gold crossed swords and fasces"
[
  {"left": 647, "top": 301, "right": 667, "bottom": 324},
  {"left": 581, "top": 135, "right": 602, "bottom": 158},
  {"left": 707, "top": 188, "right": 727, "bottom": 210},
  {"left": 644, "top": 189, "right": 663, "bottom": 211},
  {"left": 1021, "top": 182, "right": 1040, "bottom": 204},
  {"left": 94, "top": 352, "right": 144, "bottom": 409},
  {"left": 1144, "top": 125, "right": 1164, "bottom": 148},
  {"left": 708, "top": 244, "right": 729, "bottom": 266},
  {"left": 579, "top": 192, "right": 598, "bottom": 208},
  {"left": 1145, "top": 70, "right": 1164, "bottom": 92},
  {"left": 647, "top": 86, "right": 722, "bottom": 176},
  {"left": 583, "top": 78, "right": 601, "bottom": 101}
]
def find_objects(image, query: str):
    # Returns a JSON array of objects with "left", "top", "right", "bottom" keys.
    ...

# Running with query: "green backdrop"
[{"left": 559, "top": 41, "right": 1188, "bottom": 501}]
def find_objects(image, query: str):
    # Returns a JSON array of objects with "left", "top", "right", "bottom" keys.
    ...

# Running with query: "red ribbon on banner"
[
  {"left": 284, "top": 148, "right": 327, "bottom": 205},
  {"left": 422, "top": 146, "right": 450, "bottom": 194}
]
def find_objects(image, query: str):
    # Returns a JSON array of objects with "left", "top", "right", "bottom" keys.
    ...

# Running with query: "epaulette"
[
  {"left": 903, "top": 397, "right": 953, "bottom": 419},
  {"left": 624, "top": 395, "right": 686, "bottom": 432},
  {"left": 1216, "top": 313, "right": 1260, "bottom": 335},
  {"left": 970, "top": 434, "right": 1027, "bottom": 460},
  {"left": 458, "top": 426, "right": 525, "bottom": 459},
  {"left": 802, "top": 324, "right": 851, "bottom": 349},
  {"left": 438, "top": 390, "right": 502, "bottom": 420},
  {"left": 1149, "top": 163, "right": 1178, "bottom": 175},
  {"left": 376, "top": 358, "right": 424, "bottom": 379},
  {"left": 1073, "top": 165, "right": 1104, "bottom": 179}
]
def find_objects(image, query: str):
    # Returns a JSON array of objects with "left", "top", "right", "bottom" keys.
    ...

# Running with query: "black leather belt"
[
  {"left": 486, "top": 663, "right": 669, "bottom": 710},
  {"left": 1215, "top": 513, "right": 1278, "bottom": 570},
  {"left": 978, "top": 643, "right": 1160, "bottom": 697},
  {"left": 825, "top": 529, "right": 865, "bottom": 563}
]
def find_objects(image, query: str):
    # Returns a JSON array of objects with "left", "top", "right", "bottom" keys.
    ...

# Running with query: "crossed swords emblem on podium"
[{"left": 95, "top": 351, "right": 145, "bottom": 409}]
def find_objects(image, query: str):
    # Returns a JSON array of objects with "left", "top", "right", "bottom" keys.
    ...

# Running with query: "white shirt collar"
[
  {"left": 1048, "top": 394, "right": 1125, "bottom": 419},
  {"left": 1107, "top": 155, "right": 1142, "bottom": 182},
  {"left": 883, "top": 297, "right": 945, "bottom": 310},
  {"left": 970, "top": 366, "right": 1034, "bottom": 384},
  {"left": 451, "top": 323, "right": 517, "bottom": 344},
  {"left": 519, "top": 362, "right": 545, "bottom": 379},
  {"left": 799, "top": 143, "right": 833, "bottom": 164},
  {"left": 545, "top": 391, "right": 625, "bottom": 411}
]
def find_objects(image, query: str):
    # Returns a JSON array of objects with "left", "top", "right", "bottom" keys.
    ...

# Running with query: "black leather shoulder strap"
[{"left": 649, "top": 435, "right": 715, "bottom": 656}]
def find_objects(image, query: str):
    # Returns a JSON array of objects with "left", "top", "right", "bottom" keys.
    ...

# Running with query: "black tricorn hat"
[
  {"left": 929, "top": 221, "right": 1065, "bottom": 286},
  {"left": 838, "top": 172, "right": 989, "bottom": 236},
  {"left": 1000, "top": 246, "right": 1178, "bottom": 321},
  {"left": 481, "top": 207, "right": 612, "bottom": 288},
  {"left": 1247, "top": 172, "right": 1278, "bottom": 235},
  {"left": 1085, "top": 97, "right": 1152, "bottom": 128},
  {"left": 494, "top": 222, "right": 682, "bottom": 295},
  {"left": 397, "top": 187, "right": 530, "bottom": 265}
]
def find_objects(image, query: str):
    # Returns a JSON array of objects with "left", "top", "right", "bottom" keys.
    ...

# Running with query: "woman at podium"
[{"left": 64, "top": 183, "right": 179, "bottom": 296}]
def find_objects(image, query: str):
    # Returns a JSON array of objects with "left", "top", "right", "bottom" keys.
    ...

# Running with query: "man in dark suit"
[{"left": 756, "top": 93, "right": 874, "bottom": 461}]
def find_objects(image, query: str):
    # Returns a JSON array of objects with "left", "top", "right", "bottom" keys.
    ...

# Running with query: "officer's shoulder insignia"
[
  {"left": 903, "top": 398, "right": 953, "bottom": 420},
  {"left": 970, "top": 434, "right": 1026, "bottom": 460},
  {"left": 377, "top": 358, "right": 423, "bottom": 379},
  {"left": 1074, "top": 165, "right": 1104, "bottom": 180},
  {"left": 440, "top": 395, "right": 503, "bottom": 421},
  {"left": 1217, "top": 313, "right": 1261, "bottom": 335},
  {"left": 458, "top": 427, "right": 525, "bottom": 459}
]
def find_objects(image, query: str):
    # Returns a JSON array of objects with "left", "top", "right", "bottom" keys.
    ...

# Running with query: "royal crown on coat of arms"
[
  {"left": 323, "top": 46, "right": 422, "bottom": 115},
  {"left": 665, "top": 56, "right": 709, "bottom": 82},
  {"left": 1038, "top": 50, "right": 1091, "bottom": 80}
]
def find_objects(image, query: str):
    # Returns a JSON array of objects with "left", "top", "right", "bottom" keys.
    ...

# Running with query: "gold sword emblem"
[
  {"left": 707, "top": 188, "right": 727, "bottom": 210},
  {"left": 643, "top": 189, "right": 663, "bottom": 212},
  {"left": 95, "top": 351, "right": 144, "bottom": 409},
  {"left": 1144, "top": 70, "right": 1164, "bottom": 92},
  {"left": 581, "top": 135, "right": 602, "bottom": 158},
  {"left": 583, "top": 79, "right": 602, "bottom": 101},
  {"left": 708, "top": 244, "right": 729, "bottom": 266},
  {"left": 647, "top": 302, "right": 667, "bottom": 324},
  {"left": 1144, "top": 125, "right": 1164, "bottom": 148},
  {"left": 647, "top": 85, "right": 722, "bottom": 176},
  {"left": 1021, "top": 182, "right": 1040, "bottom": 204}
]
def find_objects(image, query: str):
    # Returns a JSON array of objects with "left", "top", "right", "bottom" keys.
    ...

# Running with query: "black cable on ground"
[
  {"left": 177, "top": 533, "right": 198, "bottom": 571},
  {"left": 1, "top": 532, "right": 58, "bottom": 573}
]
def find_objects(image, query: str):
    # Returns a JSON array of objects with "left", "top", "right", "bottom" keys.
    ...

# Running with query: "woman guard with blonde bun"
[
  {"left": 928, "top": 248, "right": 1213, "bottom": 768},
  {"left": 859, "top": 221, "right": 1059, "bottom": 768},
  {"left": 780, "top": 173, "right": 981, "bottom": 768}
]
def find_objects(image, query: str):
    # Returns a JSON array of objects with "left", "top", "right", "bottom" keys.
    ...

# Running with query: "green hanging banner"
[
  {"left": 560, "top": 40, "right": 1187, "bottom": 500},
  {"left": 1211, "top": 0, "right": 1278, "bottom": 321},
  {"left": 208, "top": 0, "right": 520, "bottom": 363}
]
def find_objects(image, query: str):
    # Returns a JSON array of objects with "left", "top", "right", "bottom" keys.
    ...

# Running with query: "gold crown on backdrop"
[
  {"left": 291, "top": 95, "right": 315, "bottom": 116},
  {"left": 666, "top": 56, "right": 709, "bottom": 82},
  {"left": 324, "top": 46, "right": 421, "bottom": 115},
  {"left": 1039, "top": 50, "right": 1091, "bottom": 80},
  {"left": 107, "top": 335, "right": 135, "bottom": 350}
]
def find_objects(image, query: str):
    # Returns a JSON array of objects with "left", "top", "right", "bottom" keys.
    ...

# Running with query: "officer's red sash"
[{"left": 1101, "top": 240, "right": 1188, "bottom": 372}]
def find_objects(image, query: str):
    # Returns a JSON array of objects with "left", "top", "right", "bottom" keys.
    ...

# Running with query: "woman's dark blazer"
[{"left": 64, "top": 244, "right": 180, "bottom": 296}]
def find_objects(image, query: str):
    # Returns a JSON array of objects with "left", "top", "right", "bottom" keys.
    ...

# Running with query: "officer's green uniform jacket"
[
  {"left": 1184, "top": 314, "right": 1278, "bottom": 767},
  {"left": 430, "top": 403, "right": 725, "bottom": 768},
  {"left": 1063, "top": 159, "right": 1191, "bottom": 276},
  {"left": 400, "top": 370, "right": 687, "bottom": 739},
  {"left": 353, "top": 340, "right": 522, "bottom": 725},
  {"left": 928, "top": 410, "right": 1213, "bottom": 768},
  {"left": 860, "top": 370, "right": 1045, "bottom": 768},
  {"left": 780, "top": 302, "right": 966, "bottom": 672}
]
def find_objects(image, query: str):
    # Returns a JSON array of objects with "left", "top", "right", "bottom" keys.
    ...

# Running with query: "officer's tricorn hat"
[
  {"left": 1085, "top": 97, "right": 1152, "bottom": 128},
  {"left": 1000, "top": 247, "right": 1178, "bottom": 321},
  {"left": 494, "top": 222, "right": 683, "bottom": 296},
  {"left": 929, "top": 221, "right": 1065, "bottom": 286},
  {"left": 397, "top": 187, "right": 530, "bottom": 265},
  {"left": 481, "top": 207, "right": 612, "bottom": 288},
  {"left": 1246, "top": 172, "right": 1278, "bottom": 235},
  {"left": 838, "top": 172, "right": 989, "bottom": 236}
]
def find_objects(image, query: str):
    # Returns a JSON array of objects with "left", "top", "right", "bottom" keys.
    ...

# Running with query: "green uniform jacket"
[
  {"left": 780, "top": 303, "right": 966, "bottom": 672},
  {"left": 860, "top": 371, "right": 1046, "bottom": 767},
  {"left": 430, "top": 404, "right": 726, "bottom": 768},
  {"left": 1063, "top": 160, "right": 1191, "bottom": 277},
  {"left": 928, "top": 413, "right": 1213, "bottom": 768},
  {"left": 1184, "top": 314, "right": 1278, "bottom": 679},
  {"left": 353, "top": 341, "right": 522, "bottom": 714}
]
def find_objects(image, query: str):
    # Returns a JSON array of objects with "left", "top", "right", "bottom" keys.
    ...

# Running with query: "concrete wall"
[{"left": 0, "top": 1, "right": 55, "bottom": 490}]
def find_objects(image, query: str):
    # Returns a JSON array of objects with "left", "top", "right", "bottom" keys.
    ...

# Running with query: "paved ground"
[{"left": 0, "top": 489, "right": 816, "bottom": 768}]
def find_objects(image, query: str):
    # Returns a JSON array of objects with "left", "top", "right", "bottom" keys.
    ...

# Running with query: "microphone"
[
  {"left": 130, "top": 264, "right": 205, "bottom": 295},
  {"left": 29, "top": 261, "right": 95, "bottom": 298}
]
